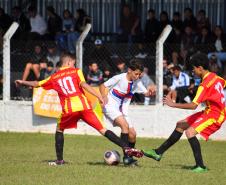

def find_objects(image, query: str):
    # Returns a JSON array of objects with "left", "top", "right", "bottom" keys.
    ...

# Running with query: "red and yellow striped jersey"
[
  {"left": 38, "top": 67, "right": 91, "bottom": 114},
  {"left": 192, "top": 72, "right": 226, "bottom": 122}
]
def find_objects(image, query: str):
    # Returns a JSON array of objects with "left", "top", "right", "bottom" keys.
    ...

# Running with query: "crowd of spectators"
[{"left": 0, "top": 4, "right": 226, "bottom": 103}]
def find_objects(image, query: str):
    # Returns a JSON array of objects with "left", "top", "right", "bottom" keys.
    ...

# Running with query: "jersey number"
[
  {"left": 214, "top": 82, "right": 225, "bottom": 104},
  {"left": 58, "top": 76, "right": 76, "bottom": 95}
]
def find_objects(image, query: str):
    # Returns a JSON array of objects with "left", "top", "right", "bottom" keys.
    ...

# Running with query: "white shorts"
[{"left": 103, "top": 96, "right": 133, "bottom": 128}]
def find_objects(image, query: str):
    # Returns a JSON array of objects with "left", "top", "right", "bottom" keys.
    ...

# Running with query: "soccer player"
[
  {"left": 99, "top": 59, "right": 154, "bottom": 165},
  {"left": 142, "top": 52, "right": 226, "bottom": 172},
  {"left": 15, "top": 52, "right": 142, "bottom": 166}
]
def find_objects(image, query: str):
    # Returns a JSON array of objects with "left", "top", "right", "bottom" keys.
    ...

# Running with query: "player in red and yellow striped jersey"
[
  {"left": 143, "top": 53, "right": 226, "bottom": 172},
  {"left": 15, "top": 52, "right": 143, "bottom": 166}
]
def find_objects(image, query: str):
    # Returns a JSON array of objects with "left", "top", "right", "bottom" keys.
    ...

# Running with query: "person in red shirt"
[
  {"left": 15, "top": 52, "right": 143, "bottom": 166},
  {"left": 143, "top": 52, "right": 226, "bottom": 172}
]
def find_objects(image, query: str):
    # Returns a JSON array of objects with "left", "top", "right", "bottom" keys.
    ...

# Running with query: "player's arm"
[
  {"left": 80, "top": 82, "right": 104, "bottom": 104},
  {"left": 99, "top": 83, "right": 108, "bottom": 105},
  {"left": 163, "top": 95, "right": 198, "bottom": 109},
  {"left": 15, "top": 80, "right": 39, "bottom": 88}
]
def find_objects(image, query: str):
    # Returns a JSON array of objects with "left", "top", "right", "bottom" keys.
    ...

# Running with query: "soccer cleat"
[
  {"left": 124, "top": 147, "right": 143, "bottom": 158},
  {"left": 48, "top": 160, "right": 65, "bottom": 166},
  {"left": 123, "top": 156, "right": 138, "bottom": 166},
  {"left": 142, "top": 149, "right": 162, "bottom": 161},
  {"left": 191, "top": 166, "right": 208, "bottom": 173}
]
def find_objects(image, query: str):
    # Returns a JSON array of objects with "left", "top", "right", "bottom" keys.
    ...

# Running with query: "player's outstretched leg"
[{"left": 142, "top": 129, "right": 183, "bottom": 161}]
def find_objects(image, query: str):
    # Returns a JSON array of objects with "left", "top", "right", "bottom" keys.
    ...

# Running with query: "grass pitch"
[{"left": 0, "top": 132, "right": 226, "bottom": 185}]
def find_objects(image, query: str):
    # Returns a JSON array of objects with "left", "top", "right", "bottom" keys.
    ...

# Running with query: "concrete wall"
[{"left": 0, "top": 101, "right": 226, "bottom": 140}]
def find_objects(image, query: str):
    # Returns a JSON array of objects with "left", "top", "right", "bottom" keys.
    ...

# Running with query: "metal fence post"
[
  {"left": 155, "top": 25, "right": 172, "bottom": 105},
  {"left": 76, "top": 24, "right": 92, "bottom": 70},
  {"left": 3, "top": 22, "right": 19, "bottom": 101}
]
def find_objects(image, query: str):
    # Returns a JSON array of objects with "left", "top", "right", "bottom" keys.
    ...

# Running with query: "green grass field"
[{"left": 0, "top": 132, "right": 226, "bottom": 185}]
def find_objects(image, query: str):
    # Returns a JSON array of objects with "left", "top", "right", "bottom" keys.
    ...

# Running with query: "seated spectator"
[
  {"left": 163, "top": 58, "right": 173, "bottom": 94},
  {"left": 196, "top": 9, "right": 210, "bottom": 34},
  {"left": 208, "top": 25, "right": 226, "bottom": 73},
  {"left": 21, "top": 44, "right": 46, "bottom": 81},
  {"left": 45, "top": 6, "right": 62, "bottom": 41},
  {"left": 180, "top": 25, "right": 195, "bottom": 62},
  {"left": 171, "top": 12, "right": 183, "bottom": 32},
  {"left": 115, "top": 57, "right": 128, "bottom": 74},
  {"left": 159, "top": 11, "right": 170, "bottom": 33},
  {"left": 144, "top": 9, "right": 160, "bottom": 43},
  {"left": 88, "top": 39, "right": 112, "bottom": 68},
  {"left": 11, "top": 6, "right": 31, "bottom": 40},
  {"left": 103, "top": 65, "right": 113, "bottom": 82},
  {"left": 0, "top": 7, "right": 12, "bottom": 34},
  {"left": 27, "top": 6, "right": 47, "bottom": 40},
  {"left": 167, "top": 65, "right": 190, "bottom": 103},
  {"left": 183, "top": 7, "right": 197, "bottom": 31},
  {"left": 58, "top": 9, "right": 79, "bottom": 53},
  {"left": 39, "top": 61, "right": 55, "bottom": 80},
  {"left": 140, "top": 67, "right": 156, "bottom": 105},
  {"left": 195, "top": 26, "right": 211, "bottom": 45},
  {"left": 46, "top": 43, "right": 60, "bottom": 67},
  {"left": 118, "top": 4, "right": 142, "bottom": 43},
  {"left": 74, "top": 8, "right": 91, "bottom": 33},
  {"left": 86, "top": 61, "right": 103, "bottom": 86}
]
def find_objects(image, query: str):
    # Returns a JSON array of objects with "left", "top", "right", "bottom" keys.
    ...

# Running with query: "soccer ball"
[{"left": 104, "top": 150, "right": 120, "bottom": 165}]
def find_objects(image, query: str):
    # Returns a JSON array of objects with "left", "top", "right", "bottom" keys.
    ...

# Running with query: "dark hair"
[
  {"left": 148, "top": 9, "right": 155, "bottom": 14},
  {"left": 198, "top": 9, "right": 206, "bottom": 15},
  {"left": 190, "top": 52, "right": 209, "bottom": 70},
  {"left": 28, "top": 6, "right": 37, "bottom": 12},
  {"left": 128, "top": 59, "right": 144, "bottom": 72},
  {"left": 172, "top": 65, "right": 181, "bottom": 71},
  {"left": 47, "top": 61, "right": 54, "bottom": 67}
]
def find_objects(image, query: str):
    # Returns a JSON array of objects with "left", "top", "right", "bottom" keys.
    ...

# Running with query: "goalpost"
[
  {"left": 76, "top": 23, "right": 92, "bottom": 70},
  {"left": 155, "top": 25, "right": 172, "bottom": 105}
]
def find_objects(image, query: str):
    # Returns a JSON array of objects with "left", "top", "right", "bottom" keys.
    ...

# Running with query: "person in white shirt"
[
  {"left": 99, "top": 59, "right": 154, "bottom": 165},
  {"left": 28, "top": 6, "right": 47, "bottom": 37},
  {"left": 167, "top": 65, "right": 190, "bottom": 102}
]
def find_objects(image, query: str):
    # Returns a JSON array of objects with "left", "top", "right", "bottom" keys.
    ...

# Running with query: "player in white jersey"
[{"left": 99, "top": 59, "right": 154, "bottom": 165}]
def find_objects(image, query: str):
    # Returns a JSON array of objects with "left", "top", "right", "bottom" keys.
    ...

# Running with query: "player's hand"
[
  {"left": 163, "top": 95, "right": 175, "bottom": 107},
  {"left": 97, "top": 96, "right": 105, "bottom": 106},
  {"left": 15, "top": 80, "right": 23, "bottom": 87},
  {"left": 148, "top": 85, "right": 156, "bottom": 96}
]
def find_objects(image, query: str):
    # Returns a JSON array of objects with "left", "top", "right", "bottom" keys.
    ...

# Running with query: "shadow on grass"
[
  {"left": 87, "top": 161, "right": 142, "bottom": 168},
  {"left": 167, "top": 164, "right": 194, "bottom": 170}
]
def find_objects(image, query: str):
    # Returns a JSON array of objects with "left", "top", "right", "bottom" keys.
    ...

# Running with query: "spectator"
[
  {"left": 86, "top": 61, "right": 103, "bottom": 86},
  {"left": 171, "top": 12, "right": 183, "bottom": 32},
  {"left": 46, "top": 43, "right": 60, "bottom": 68},
  {"left": 59, "top": 9, "right": 79, "bottom": 53},
  {"left": 195, "top": 26, "right": 211, "bottom": 45},
  {"left": 208, "top": 25, "right": 226, "bottom": 73},
  {"left": 39, "top": 61, "right": 55, "bottom": 80},
  {"left": 88, "top": 39, "right": 112, "bottom": 68},
  {"left": 144, "top": 9, "right": 160, "bottom": 43},
  {"left": 74, "top": 9, "right": 91, "bottom": 33},
  {"left": 140, "top": 67, "right": 156, "bottom": 105},
  {"left": 135, "top": 43, "right": 148, "bottom": 59},
  {"left": 196, "top": 9, "right": 210, "bottom": 34},
  {"left": 115, "top": 57, "right": 128, "bottom": 74},
  {"left": 27, "top": 6, "right": 47, "bottom": 40},
  {"left": 103, "top": 65, "right": 113, "bottom": 82},
  {"left": 183, "top": 7, "right": 197, "bottom": 31},
  {"left": 167, "top": 65, "right": 190, "bottom": 103},
  {"left": 180, "top": 25, "right": 195, "bottom": 62},
  {"left": 159, "top": 11, "right": 170, "bottom": 33},
  {"left": 0, "top": 7, "right": 12, "bottom": 34},
  {"left": 118, "top": 5, "right": 142, "bottom": 43},
  {"left": 163, "top": 58, "right": 173, "bottom": 95},
  {"left": 21, "top": 44, "right": 46, "bottom": 81},
  {"left": 11, "top": 6, "right": 31, "bottom": 40},
  {"left": 45, "top": 6, "right": 62, "bottom": 41}
]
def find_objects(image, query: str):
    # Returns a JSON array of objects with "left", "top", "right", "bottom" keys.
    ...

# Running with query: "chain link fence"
[{"left": 1, "top": 38, "right": 225, "bottom": 104}]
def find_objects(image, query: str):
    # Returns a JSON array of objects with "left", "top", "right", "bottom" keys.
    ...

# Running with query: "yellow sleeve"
[{"left": 77, "top": 69, "right": 86, "bottom": 85}]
